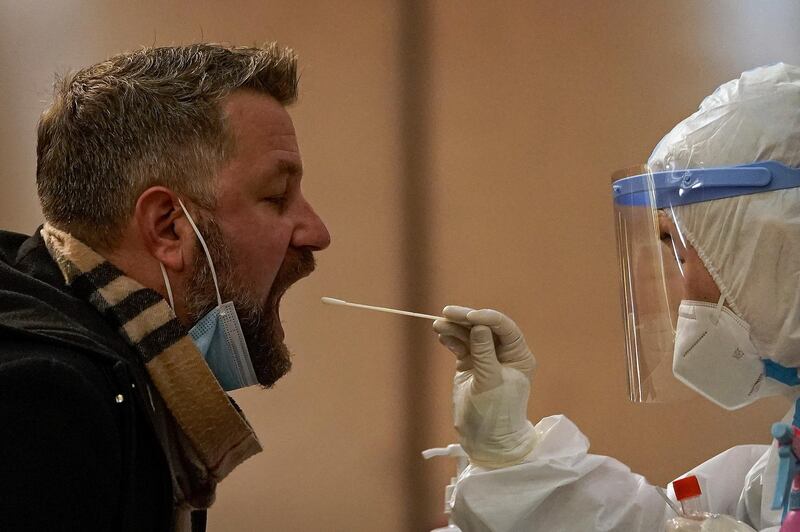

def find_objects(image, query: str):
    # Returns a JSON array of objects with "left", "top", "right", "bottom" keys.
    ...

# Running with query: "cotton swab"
[{"left": 321, "top": 296, "right": 453, "bottom": 323}]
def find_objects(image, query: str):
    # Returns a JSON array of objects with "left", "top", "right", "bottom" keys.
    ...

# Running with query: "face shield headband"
[{"left": 613, "top": 161, "right": 800, "bottom": 209}]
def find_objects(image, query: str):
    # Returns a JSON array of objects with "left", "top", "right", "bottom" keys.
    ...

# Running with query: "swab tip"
[{"left": 321, "top": 296, "right": 347, "bottom": 306}]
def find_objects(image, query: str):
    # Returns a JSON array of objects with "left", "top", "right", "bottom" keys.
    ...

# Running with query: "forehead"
[{"left": 222, "top": 89, "right": 301, "bottom": 170}]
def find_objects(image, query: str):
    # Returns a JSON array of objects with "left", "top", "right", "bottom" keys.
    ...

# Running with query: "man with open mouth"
[{"left": 0, "top": 43, "right": 330, "bottom": 532}]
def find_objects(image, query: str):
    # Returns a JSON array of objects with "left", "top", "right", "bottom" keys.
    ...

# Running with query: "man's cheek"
[{"left": 240, "top": 233, "right": 292, "bottom": 295}]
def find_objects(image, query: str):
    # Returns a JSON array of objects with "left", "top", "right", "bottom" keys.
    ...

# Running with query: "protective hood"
[{"left": 648, "top": 63, "right": 800, "bottom": 367}]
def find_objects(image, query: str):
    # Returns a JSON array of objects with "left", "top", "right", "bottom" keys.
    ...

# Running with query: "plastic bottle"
[
  {"left": 664, "top": 475, "right": 757, "bottom": 531},
  {"left": 421, "top": 444, "right": 468, "bottom": 532},
  {"left": 675, "top": 476, "right": 707, "bottom": 519},
  {"left": 666, "top": 475, "right": 712, "bottom": 531}
]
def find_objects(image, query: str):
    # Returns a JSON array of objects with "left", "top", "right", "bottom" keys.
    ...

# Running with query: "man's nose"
[{"left": 292, "top": 196, "right": 331, "bottom": 251}]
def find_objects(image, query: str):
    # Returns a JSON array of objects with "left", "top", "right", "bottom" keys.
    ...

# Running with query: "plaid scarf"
[{"left": 40, "top": 224, "right": 262, "bottom": 510}]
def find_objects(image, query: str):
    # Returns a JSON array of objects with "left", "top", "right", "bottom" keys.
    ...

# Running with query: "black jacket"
[{"left": 0, "top": 229, "right": 204, "bottom": 532}]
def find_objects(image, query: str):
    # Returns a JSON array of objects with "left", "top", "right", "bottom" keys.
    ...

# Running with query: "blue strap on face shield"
[{"left": 612, "top": 161, "right": 800, "bottom": 207}]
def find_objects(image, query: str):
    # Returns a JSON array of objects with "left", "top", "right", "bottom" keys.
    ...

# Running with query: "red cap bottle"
[{"left": 672, "top": 475, "right": 704, "bottom": 517}]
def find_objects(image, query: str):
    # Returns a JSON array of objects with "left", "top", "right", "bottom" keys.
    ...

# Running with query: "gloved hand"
[{"left": 433, "top": 305, "right": 537, "bottom": 469}]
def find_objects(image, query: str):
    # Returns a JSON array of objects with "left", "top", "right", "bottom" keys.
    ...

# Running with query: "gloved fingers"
[
  {"left": 506, "top": 356, "right": 537, "bottom": 375},
  {"left": 437, "top": 333, "right": 469, "bottom": 358},
  {"left": 437, "top": 331, "right": 474, "bottom": 370},
  {"left": 469, "top": 325, "right": 503, "bottom": 393},
  {"left": 466, "top": 309, "right": 534, "bottom": 367},
  {"left": 432, "top": 319, "right": 470, "bottom": 344},
  {"left": 455, "top": 357, "right": 473, "bottom": 372},
  {"left": 465, "top": 309, "right": 522, "bottom": 348},
  {"left": 442, "top": 305, "right": 476, "bottom": 323},
  {"left": 435, "top": 319, "right": 474, "bottom": 370}
]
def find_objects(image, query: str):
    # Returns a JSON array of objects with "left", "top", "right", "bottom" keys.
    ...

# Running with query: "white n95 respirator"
[{"left": 672, "top": 298, "right": 791, "bottom": 410}]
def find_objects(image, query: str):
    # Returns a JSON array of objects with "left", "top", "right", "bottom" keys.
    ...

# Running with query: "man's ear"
[{"left": 134, "top": 187, "right": 191, "bottom": 272}]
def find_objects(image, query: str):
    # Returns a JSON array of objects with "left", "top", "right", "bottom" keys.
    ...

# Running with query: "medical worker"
[{"left": 434, "top": 63, "right": 800, "bottom": 531}]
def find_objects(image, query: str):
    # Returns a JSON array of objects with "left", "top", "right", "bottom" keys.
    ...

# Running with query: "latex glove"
[{"left": 433, "top": 305, "right": 537, "bottom": 469}]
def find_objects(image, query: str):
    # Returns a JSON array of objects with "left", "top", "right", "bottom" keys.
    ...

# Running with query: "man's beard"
[{"left": 183, "top": 218, "right": 316, "bottom": 388}]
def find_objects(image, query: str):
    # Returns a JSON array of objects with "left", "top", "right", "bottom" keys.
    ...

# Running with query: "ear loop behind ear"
[
  {"left": 160, "top": 263, "right": 175, "bottom": 310},
  {"left": 177, "top": 198, "right": 223, "bottom": 308}
]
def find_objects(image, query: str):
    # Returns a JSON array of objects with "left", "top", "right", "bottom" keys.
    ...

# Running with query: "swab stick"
[{"left": 321, "top": 296, "right": 455, "bottom": 323}]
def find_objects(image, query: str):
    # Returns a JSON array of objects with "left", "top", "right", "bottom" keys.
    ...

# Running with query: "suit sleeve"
[
  {"left": 0, "top": 350, "right": 123, "bottom": 532},
  {"left": 452, "top": 414, "right": 669, "bottom": 532},
  {"left": 452, "top": 414, "right": 773, "bottom": 531}
]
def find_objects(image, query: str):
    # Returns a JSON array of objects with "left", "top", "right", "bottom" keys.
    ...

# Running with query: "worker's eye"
[{"left": 660, "top": 232, "right": 686, "bottom": 265}]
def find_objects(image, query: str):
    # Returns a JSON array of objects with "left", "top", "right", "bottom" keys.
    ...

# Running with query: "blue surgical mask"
[{"left": 160, "top": 198, "right": 258, "bottom": 391}]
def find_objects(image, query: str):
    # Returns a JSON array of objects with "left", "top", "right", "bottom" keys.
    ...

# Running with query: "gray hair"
[{"left": 36, "top": 42, "right": 298, "bottom": 250}]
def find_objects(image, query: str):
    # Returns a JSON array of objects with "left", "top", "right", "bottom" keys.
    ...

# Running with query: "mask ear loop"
[
  {"left": 159, "top": 263, "right": 175, "bottom": 310},
  {"left": 177, "top": 198, "right": 223, "bottom": 308},
  {"left": 713, "top": 293, "right": 726, "bottom": 326}
]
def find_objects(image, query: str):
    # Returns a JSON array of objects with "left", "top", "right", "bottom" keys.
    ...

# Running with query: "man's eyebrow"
[{"left": 277, "top": 159, "right": 303, "bottom": 177}]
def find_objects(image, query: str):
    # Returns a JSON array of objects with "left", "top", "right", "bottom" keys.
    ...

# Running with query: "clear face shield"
[
  {"left": 612, "top": 161, "right": 800, "bottom": 404},
  {"left": 612, "top": 165, "right": 694, "bottom": 403}
]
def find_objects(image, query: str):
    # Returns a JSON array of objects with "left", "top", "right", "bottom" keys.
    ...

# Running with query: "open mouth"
[
  {"left": 269, "top": 295, "right": 286, "bottom": 342},
  {"left": 266, "top": 250, "right": 315, "bottom": 344},
  {"left": 273, "top": 308, "right": 285, "bottom": 341}
]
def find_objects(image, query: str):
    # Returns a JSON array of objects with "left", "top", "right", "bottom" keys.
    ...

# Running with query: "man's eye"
[{"left": 264, "top": 195, "right": 288, "bottom": 206}]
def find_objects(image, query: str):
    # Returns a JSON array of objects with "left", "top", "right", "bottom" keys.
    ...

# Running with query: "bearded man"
[{"left": 0, "top": 43, "right": 330, "bottom": 532}]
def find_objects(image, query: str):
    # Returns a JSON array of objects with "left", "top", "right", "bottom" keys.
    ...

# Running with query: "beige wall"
[{"left": 2, "top": 1, "right": 800, "bottom": 531}]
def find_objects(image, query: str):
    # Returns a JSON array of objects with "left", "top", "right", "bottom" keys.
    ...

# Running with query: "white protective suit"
[{"left": 447, "top": 63, "right": 800, "bottom": 532}]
